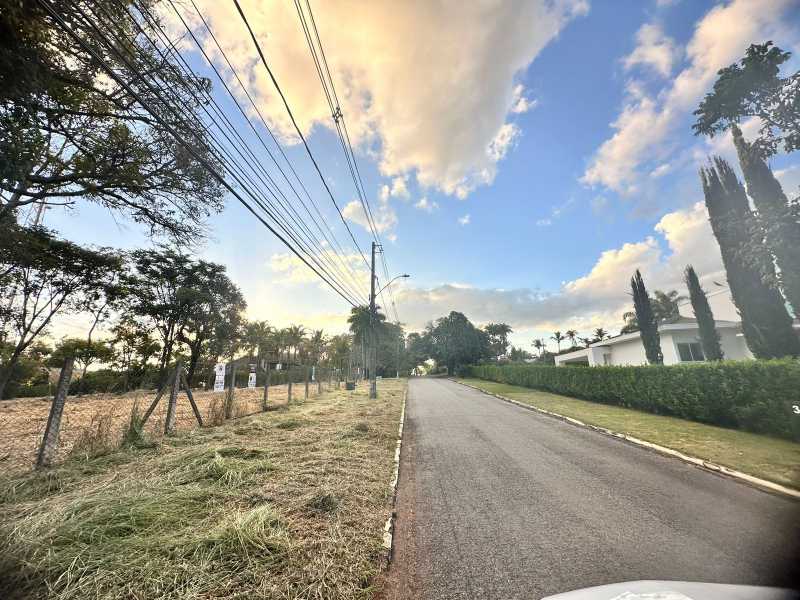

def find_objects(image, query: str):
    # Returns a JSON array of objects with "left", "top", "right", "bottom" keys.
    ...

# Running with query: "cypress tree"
[
  {"left": 631, "top": 269, "right": 663, "bottom": 364},
  {"left": 684, "top": 265, "right": 724, "bottom": 360},
  {"left": 700, "top": 158, "right": 799, "bottom": 358},
  {"left": 732, "top": 125, "right": 800, "bottom": 317}
]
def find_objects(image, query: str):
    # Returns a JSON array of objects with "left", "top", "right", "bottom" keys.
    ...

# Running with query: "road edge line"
[
  {"left": 454, "top": 379, "right": 800, "bottom": 500},
  {"left": 383, "top": 383, "right": 408, "bottom": 563}
]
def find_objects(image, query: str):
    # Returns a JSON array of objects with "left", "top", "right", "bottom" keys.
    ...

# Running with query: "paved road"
[{"left": 385, "top": 378, "right": 800, "bottom": 600}]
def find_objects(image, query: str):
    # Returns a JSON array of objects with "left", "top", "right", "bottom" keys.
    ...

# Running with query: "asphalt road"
[{"left": 385, "top": 378, "right": 800, "bottom": 600}]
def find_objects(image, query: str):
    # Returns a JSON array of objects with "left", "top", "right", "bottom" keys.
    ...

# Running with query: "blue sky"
[{"left": 43, "top": 0, "right": 800, "bottom": 350}]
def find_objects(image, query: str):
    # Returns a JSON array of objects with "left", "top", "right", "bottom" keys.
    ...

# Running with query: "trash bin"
[{"left": 345, "top": 381, "right": 356, "bottom": 391}]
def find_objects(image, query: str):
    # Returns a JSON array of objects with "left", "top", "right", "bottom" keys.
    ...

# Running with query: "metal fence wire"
[{"left": 0, "top": 361, "right": 342, "bottom": 474}]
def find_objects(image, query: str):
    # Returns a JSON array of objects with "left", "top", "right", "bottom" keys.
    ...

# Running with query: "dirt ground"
[{"left": 0, "top": 381, "right": 320, "bottom": 472}]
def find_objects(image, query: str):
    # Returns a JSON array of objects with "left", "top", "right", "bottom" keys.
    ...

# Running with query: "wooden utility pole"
[{"left": 369, "top": 241, "right": 378, "bottom": 399}]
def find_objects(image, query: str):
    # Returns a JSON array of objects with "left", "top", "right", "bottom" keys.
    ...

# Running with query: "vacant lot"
[
  {"left": 0, "top": 383, "right": 304, "bottom": 472},
  {"left": 0, "top": 378, "right": 406, "bottom": 600},
  {"left": 459, "top": 378, "right": 800, "bottom": 488}
]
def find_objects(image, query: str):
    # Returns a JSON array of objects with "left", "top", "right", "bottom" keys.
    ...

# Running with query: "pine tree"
[
  {"left": 684, "top": 265, "right": 724, "bottom": 361},
  {"left": 700, "top": 158, "right": 799, "bottom": 358},
  {"left": 732, "top": 125, "right": 800, "bottom": 316},
  {"left": 630, "top": 270, "right": 663, "bottom": 365}
]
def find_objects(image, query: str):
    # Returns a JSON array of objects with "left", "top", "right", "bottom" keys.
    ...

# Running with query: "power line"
[
  {"left": 231, "top": 0, "right": 371, "bottom": 273},
  {"left": 39, "top": 0, "right": 359, "bottom": 307}
]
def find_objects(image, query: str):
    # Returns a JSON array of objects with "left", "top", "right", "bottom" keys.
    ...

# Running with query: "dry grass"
[
  {"left": 459, "top": 378, "right": 800, "bottom": 488},
  {"left": 0, "top": 378, "right": 406, "bottom": 600},
  {"left": 0, "top": 384, "right": 300, "bottom": 472}
]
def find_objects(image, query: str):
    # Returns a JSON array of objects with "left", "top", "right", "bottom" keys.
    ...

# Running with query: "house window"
[
  {"left": 602, "top": 353, "right": 612, "bottom": 365},
  {"left": 677, "top": 342, "right": 705, "bottom": 362}
]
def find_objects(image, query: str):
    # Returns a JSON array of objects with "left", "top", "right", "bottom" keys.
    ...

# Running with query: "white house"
[{"left": 554, "top": 316, "right": 753, "bottom": 367}]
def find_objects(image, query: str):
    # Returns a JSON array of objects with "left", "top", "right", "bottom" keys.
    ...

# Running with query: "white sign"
[
  {"left": 214, "top": 363, "right": 226, "bottom": 392},
  {"left": 275, "top": 363, "right": 283, "bottom": 371},
  {"left": 247, "top": 372, "right": 257, "bottom": 388},
  {"left": 311, "top": 366, "right": 316, "bottom": 381}
]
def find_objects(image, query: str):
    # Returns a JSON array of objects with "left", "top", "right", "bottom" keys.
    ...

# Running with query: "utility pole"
[{"left": 369, "top": 241, "right": 378, "bottom": 399}]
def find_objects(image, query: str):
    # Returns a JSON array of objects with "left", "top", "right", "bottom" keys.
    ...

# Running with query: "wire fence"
[{"left": 0, "top": 361, "right": 345, "bottom": 474}]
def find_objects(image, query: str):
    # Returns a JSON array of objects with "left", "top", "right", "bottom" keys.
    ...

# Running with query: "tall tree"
[
  {"left": 484, "top": 322, "right": 512, "bottom": 359},
  {"left": 651, "top": 290, "right": 686, "bottom": 322},
  {"left": 532, "top": 338, "right": 544, "bottom": 356},
  {"left": 731, "top": 125, "right": 800, "bottom": 315},
  {"left": 593, "top": 328, "right": 608, "bottom": 342},
  {"left": 631, "top": 270, "right": 663, "bottom": 365},
  {"left": 565, "top": 329, "right": 578, "bottom": 349},
  {"left": 693, "top": 42, "right": 800, "bottom": 158},
  {"left": 0, "top": 225, "right": 120, "bottom": 398},
  {"left": 550, "top": 331, "right": 564, "bottom": 353},
  {"left": 0, "top": 0, "right": 223, "bottom": 241},
  {"left": 684, "top": 265, "right": 724, "bottom": 361},
  {"left": 701, "top": 158, "right": 799, "bottom": 358},
  {"left": 48, "top": 337, "right": 114, "bottom": 393},
  {"left": 425, "top": 311, "right": 489, "bottom": 375}
]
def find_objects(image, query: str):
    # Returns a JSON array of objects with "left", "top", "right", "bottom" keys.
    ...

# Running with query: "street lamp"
[{"left": 377, "top": 274, "right": 410, "bottom": 297}]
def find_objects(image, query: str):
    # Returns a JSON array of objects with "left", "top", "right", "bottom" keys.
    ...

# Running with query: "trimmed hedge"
[{"left": 468, "top": 360, "right": 800, "bottom": 440}]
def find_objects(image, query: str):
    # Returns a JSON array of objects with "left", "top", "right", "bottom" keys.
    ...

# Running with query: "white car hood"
[{"left": 541, "top": 581, "right": 798, "bottom": 600}]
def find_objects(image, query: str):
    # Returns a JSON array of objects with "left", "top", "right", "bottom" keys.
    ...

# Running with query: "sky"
[{"left": 43, "top": 0, "right": 800, "bottom": 352}]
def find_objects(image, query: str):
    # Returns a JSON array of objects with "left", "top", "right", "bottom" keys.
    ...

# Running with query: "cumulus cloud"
[
  {"left": 176, "top": 0, "right": 587, "bottom": 199},
  {"left": 395, "top": 202, "right": 724, "bottom": 332},
  {"left": 623, "top": 23, "right": 680, "bottom": 77},
  {"left": 458, "top": 214, "right": 471, "bottom": 226},
  {"left": 582, "top": 0, "right": 798, "bottom": 194},
  {"left": 511, "top": 84, "right": 539, "bottom": 114},
  {"left": 342, "top": 198, "right": 397, "bottom": 234},
  {"left": 414, "top": 197, "right": 438, "bottom": 212}
]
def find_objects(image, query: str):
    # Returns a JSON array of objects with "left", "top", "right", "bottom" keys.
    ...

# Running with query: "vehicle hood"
[{"left": 541, "top": 581, "right": 798, "bottom": 600}]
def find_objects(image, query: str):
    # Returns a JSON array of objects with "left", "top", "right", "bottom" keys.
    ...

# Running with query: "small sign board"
[
  {"left": 247, "top": 372, "right": 257, "bottom": 388},
  {"left": 213, "top": 363, "right": 226, "bottom": 392}
]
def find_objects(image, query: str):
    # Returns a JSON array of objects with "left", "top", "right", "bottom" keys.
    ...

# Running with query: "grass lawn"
[
  {"left": 458, "top": 378, "right": 800, "bottom": 489},
  {"left": 0, "top": 378, "right": 406, "bottom": 600}
]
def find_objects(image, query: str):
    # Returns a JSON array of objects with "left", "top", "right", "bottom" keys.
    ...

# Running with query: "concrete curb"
[
  {"left": 383, "top": 385, "right": 408, "bottom": 562},
  {"left": 454, "top": 379, "right": 800, "bottom": 501}
]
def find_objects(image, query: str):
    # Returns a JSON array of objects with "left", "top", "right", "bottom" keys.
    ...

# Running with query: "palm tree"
[
  {"left": 308, "top": 329, "right": 326, "bottom": 365},
  {"left": 484, "top": 322, "right": 513, "bottom": 359},
  {"left": 551, "top": 331, "right": 564, "bottom": 353},
  {"left": 579, "top": 336, "right": 593, "bottom": 348},
  {"left": 651, "top": 289, "right": 687, "bottom": 322},
  {"left": 565, "top": 329, "right": 578, "bottom": 349},
  {"left": 244, "top": 320, "right": 272, "bottom": 367},
  {"left": 532, "top": 338, "right": 544, "bottom": 357},
  {"left": 284, "top": 324, "right": 306, "bottom": 364},
  {"left": 593, "top": 327, "right": 608, "bottom": 342}
]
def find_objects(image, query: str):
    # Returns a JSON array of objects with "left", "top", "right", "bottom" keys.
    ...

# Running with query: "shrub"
[{"left": 468, "top": 360, "right": 800, "bottom": 440}]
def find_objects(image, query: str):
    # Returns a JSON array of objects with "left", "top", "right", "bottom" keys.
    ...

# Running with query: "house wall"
[
  {"left": 663, "top": 327, "right": 751, "bottom": 364},
  {"left": 609, "top": 337, "right": 648, "bottom": 366}
]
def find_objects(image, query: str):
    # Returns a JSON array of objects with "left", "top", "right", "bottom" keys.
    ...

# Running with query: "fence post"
[
  {"left": 304, "top": 364, "right": 310, "bottom": 400},
  {"left": 317, "top": 365, "right": 322, "bottom": 394},
  {"left": 164, "top": 361, "right": 181, "bottom": 435},
  {"left": 287, "top": 367, "right": 293, "bottom": 405},
  {"left": 180, "top": 368, "right": 203, "bottom": 426},
  {"left": 36, "top": 357, "right": 74, "bottom": 468},
  {"left": 225, "top": 365, "right": 237, "bottom": 419},
  {"left": 262, "top": 364, "right": 270, "bottom": 411}
]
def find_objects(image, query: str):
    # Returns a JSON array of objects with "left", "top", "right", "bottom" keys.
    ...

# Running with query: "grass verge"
[
  {"left": 458, "top": 378, "right": 800, "bottom": 489},
  {"left": 0, "top": 378, "right": 406, "bottom": 600}
]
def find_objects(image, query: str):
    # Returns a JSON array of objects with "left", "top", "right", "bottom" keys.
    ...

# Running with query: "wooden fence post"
[
  {"left": 262, "top": 364, "right": 270, "bottom": 411},
  {"left": 180, "top": 368, "right": 203, "bottom": 426},
  {"left": 164, "top": 361, "right": 181, "bottom": 435},
  {"left": 287, "top": 367, "right": 293, "bottom": 404},
  {"left": 225, "top": 365, "right": 237, "bottom": 419},
  {"left": 317, "top": 365, "right": 322, "bottom": 394},
  {"left": 304, "top": 364, "right": 310, "bottom": 400},
  {"left": 36, "top": 357, "right": 74, "bottom": 468}
]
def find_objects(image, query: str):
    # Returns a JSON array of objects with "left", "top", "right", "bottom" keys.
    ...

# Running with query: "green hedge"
[{"left": 468, "top": 360, "right": 800, "bottom": 440}]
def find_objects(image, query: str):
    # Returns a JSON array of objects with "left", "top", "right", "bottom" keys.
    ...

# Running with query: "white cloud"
[
  {"left": 623, "top": 23, "right": 680, "bottom": 78},
  {"left": 590, "top": 195, "right": 608, "bottom": 214},
  {"left": 269, "top": 249, "right": 369, "bottom": 289},
  {"left": 458, "top": 214, "right": 471, "bottom": 226},
  {"left": 582, "top": 0, "right": 798, "bottom": 194},
  {"left": 395, "top": 202, "right": 724, "bottom": 333},
  {"left": 342, "top": 198, "right": 397, "bottom": 234},
  {"left": 650, "top": 162, "right": 672, "bottom": 178},
  {"left": 536, "top": 218, "right": 553, "bottom": 227},
  {"left": 178, "top": 0, "right": 587, "bottom": 199},
  {"left": 414, "top": 197, "right": 439, "bottom": 212},
  {"left": 511, "top": 84, "right": 539, "bottom": 114}
]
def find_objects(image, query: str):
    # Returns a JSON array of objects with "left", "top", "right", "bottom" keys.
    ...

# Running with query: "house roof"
[{"left": 588, "top": 317, "right": 740, "bottom": 349}]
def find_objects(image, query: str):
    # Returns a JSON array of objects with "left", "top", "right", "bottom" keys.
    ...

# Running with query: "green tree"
[
  {"left": 593, "top": 328, "right": 608, "bottom": 342},
  {"left": 110, "top": 318, "right": 160, "bottom": 390},
  {"left": 565, "top": 329, "right": 578, "bottom": 349},
  {"left": 49, "top": 337, "right": 114, "bottom": 393},
  {"left": 0, "top": 225, "right": 120, "bottom": 398},
  {"left": 631, "top": 269, "right": 663, "bottom": 365},
  {"left": 693, "top": 42, "right": 800, "bottom": 158},
  {"left": 425, "top": 311, "right": 489, "bottom": 375},
  {"left": 550, "top": 331, "right": 564, "bottom": 353},
  {"left": 508, "top": 346, "right": 532, "bottom": 362},
  {"left": 0, "top": 0, "right": 223, "bottom": 241},
  {"left": 532, "top": 338, "right": 544, "bottom": 356},
  {"left": 483, "top": 322, "right": 512, "bottom": 360},
  {"left": 651, "top": 290, "right": 686, "bottom": 322},
  {"left": 731, "top": 125, "right": 800, "bottom": 315},
  {"left": 684, "top": 265, "right": 724, "bottom": 361},
  {"left": 701, "top": 158, "right": 799, "bottom": 358}
]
